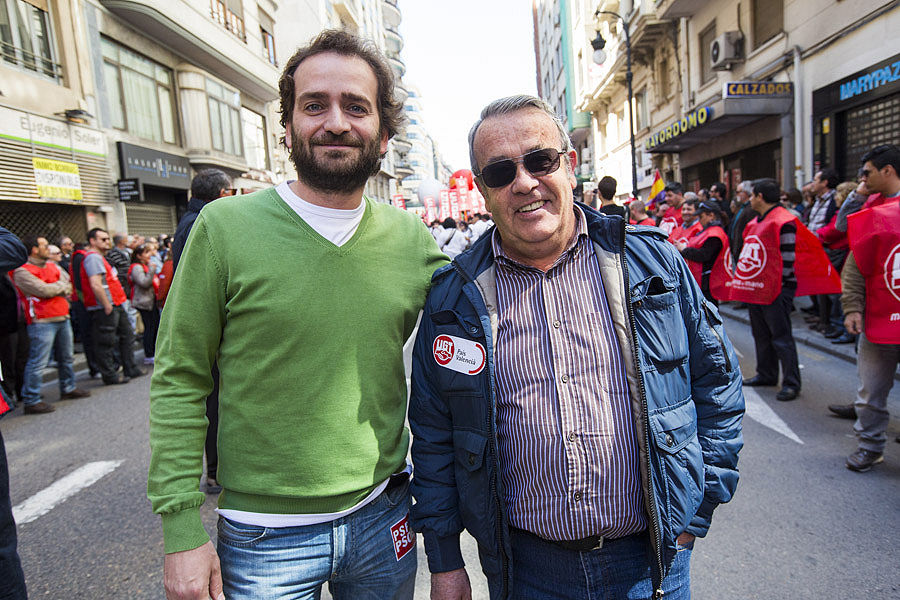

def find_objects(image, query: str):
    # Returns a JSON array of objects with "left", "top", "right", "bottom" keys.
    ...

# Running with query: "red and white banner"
[
  {"left": 423, "top": 196, "right": 437, "bottom": 223},
  {"left": 439, "top": 190, "right": 451, "bottom": 221},
  {"left": 391, "top": 194, "right": 406, "bottom": 210},
  {"left": 449, "top": 190, "right": 460, "bottom": 221}
]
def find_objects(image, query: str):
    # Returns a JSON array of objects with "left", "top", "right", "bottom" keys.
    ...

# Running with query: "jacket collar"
[
  {"left": 451, "top": 201, "right": 624, "bottom": 282},
  {"left": 187, "top": 196, "right": 207, "bottom": 213}
]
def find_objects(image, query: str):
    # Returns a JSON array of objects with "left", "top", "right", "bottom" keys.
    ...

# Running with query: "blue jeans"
[
  {"left": 510, "top": 528, "right": 692, "bottom": 599},
  {"left": 217, "top": 477, "right": 417, "bottom": 599},
  {"left": 21, "top": 320, "right": 76, "bottom": 406}
]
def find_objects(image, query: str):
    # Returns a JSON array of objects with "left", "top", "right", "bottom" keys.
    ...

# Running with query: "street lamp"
[{"left": 592, "top": 10, "right": 638, "bottom": 200}]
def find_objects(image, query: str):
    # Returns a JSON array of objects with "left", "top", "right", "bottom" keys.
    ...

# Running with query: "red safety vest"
[
  {"left": 847, "top": 198, "right": 900, "bottom": 344},
  {"left": 127, "top": 263, "right": 160, "bottom": 301},
  {"left": 658, "top": 205, "right": 683, "bottom": 237},
  {"left": 17, "top": 262, "right": 69, "bottom": 324},
  {"left": 684, "top": 225, "right": 730, "bottom": 300},
  {"left": 721, "top": 205, "right": 840, "bottom": 304},
  {"left": 634, "top": 217, "right": 655, "bottom": 226},
  {"left": 75, "top": 250, "right": 127, "bottom": 308},
  {"left": 668, "top": 220, "right": 702, "bottom": 245}
]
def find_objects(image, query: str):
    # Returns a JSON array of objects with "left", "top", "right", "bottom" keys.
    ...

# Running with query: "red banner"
[
  {"left": 449, "top": 190, "right": 460, "bottom": 220},
  {"left": 439, "top": 190, "right": 451, "bottom": 221},
  {"left": 391, "top": 194, "right": 406, "bottom": 210},
  {"left": 423, "top": 196, "right": 436, "bottom": 223}
]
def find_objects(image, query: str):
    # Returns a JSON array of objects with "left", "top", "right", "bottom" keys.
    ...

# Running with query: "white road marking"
[
  {"left": 13, "top": 460, "right": 122, "bottom": 525},
  {"left": 733, "top": 347, "right": 744, "bottom": 358},
  {"left": 743, "top": 388, "right": 803, "bottom": 444}
]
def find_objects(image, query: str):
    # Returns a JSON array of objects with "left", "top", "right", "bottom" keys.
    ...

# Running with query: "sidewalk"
[{"left": 718, "top": 301, "right": 900, "bottom": 382}]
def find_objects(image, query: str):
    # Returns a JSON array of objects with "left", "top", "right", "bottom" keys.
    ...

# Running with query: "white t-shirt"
[{"left": 275, "top": 181, "right": 364, "bottom": 246}]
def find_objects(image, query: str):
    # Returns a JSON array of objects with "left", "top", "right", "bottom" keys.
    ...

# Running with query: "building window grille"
[
  {"left": 0, "top": 0, "right": 61, "bottom": 81},
  {"left": 101, "top": 37, "right": 177, "bottom": 144},
  {"left": 210, "top": 0, "right": 245, "bottom": 42},
  {"left": 259, "top": 7, "right": 276, "bottom": 66}
]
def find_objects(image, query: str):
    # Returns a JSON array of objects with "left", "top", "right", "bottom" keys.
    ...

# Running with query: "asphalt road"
[{"left": 3, "top": 314, "right": 898, "bottom": 599}]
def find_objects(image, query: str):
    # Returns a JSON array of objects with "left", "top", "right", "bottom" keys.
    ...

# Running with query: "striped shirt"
[{"left": 491, "top": 207, "right": 647, "bottom": 541}]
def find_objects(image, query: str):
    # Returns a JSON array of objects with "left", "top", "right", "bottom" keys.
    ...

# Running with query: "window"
[
  {"left": 259, "top": 8, "right": 275, "bottom": 66},
  {"left": 752, "top": 0, "right": 782, "bottom": 49},
  {"left": 634, "top": 90, "right": 648, "bottom": 131},
  {"left": 210, "top": 0, "right": 245, "bottom": 41},
  {"left": 0, "top": 0, "right": 60, "bottom": 80},
  {"left": 206, "top": 77, "right": 242, "bottom": 156},
  {"left": 699, "top": 22, "right": 716, "bottom": 85},
  {"left": 241, "top": 107, "right": 267, "bottom": 169},
  {"left": 102, "top": 38, "right": 177, "bottom": 144},
  {"left": 657, "top": 56, "right": 670, "bottom": 101}
]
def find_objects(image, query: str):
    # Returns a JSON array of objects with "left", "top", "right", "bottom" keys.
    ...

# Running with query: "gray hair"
[
  {"left": 738, "top": 180, "right": 754, "bottom": 194},
  {"left": 683, "top": 191, "right": 699, "bottom": 202},
  {"left": 468, "top": 95, "right": 573, "bottom": 173}
]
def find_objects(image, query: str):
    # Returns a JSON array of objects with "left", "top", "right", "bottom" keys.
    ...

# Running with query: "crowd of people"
[{"left": 0, "top": 228, "right": 175, "bottom": 415}]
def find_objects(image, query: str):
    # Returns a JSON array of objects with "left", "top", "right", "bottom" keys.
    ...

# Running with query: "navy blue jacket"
[{"left": 409, "top": 204, "right": 744, "bottom": 599}]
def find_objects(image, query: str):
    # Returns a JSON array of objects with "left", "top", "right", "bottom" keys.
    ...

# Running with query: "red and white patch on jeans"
[{"left": 390, "top": 514, "right": 416, "bottom": 561}]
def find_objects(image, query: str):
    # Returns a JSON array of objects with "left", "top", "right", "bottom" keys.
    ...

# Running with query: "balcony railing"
[
  {"left": 1, "top": 40, "right": 63, "bottom": 82},
  {"left": 210, "top": 0, "right": 246, "bottom": 42}
]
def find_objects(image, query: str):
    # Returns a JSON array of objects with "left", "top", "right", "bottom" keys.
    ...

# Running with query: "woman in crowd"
[{"left": 128, "top": 244, "right": 160, "bottom": 365}]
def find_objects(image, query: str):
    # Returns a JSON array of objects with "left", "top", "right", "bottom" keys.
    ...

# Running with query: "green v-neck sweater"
[{"left": 148, "top": 188, "right": 448, "bottom": 553}]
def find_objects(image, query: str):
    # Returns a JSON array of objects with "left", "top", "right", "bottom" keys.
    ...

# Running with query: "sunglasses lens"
[
  {"left": 481, "top": 161, "right": 517, "bottom": 188},
  {"left": 523, "top": 149, "right": 561, "bottom": 176}
]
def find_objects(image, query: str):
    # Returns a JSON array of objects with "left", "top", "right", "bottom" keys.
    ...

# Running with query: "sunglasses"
[{"left": 476, "top": 148, "right": 566, "bottom": 188}]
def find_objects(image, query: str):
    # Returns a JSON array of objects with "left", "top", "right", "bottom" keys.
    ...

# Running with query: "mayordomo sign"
[{"left": 645, "top": 107, "right": 713, "bottom": 151}]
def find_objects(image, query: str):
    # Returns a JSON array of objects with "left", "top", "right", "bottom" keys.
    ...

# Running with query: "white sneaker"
[{"left": 144, "top": 357, "right": 155, "bottom": 365}]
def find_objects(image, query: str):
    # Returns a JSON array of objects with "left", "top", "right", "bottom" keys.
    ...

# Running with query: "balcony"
[
  {"left": 389, "top": 55, "right": 406, "bottom": 79},
  {"left": 100, "top": 0, "right": 279, "bottom": 100},
  {"left": 385, "top": 27, "right": 403, "bottom": 55},
  {"left": 654, "top": 0, "right": 706, "bottom": 19},
  {"left": 383, "top": 0, "right": 402, "bottom": 28}
]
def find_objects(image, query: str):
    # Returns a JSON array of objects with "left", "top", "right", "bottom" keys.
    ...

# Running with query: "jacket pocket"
[
  {"left": 452, "top": 429, "right": 493, "bottom": 548},
  {"left": 631, "top": 275, "right": 688, "bottom": 370},
  {"left": 649, "top": 397, "right": 705, "bottom": 537}
]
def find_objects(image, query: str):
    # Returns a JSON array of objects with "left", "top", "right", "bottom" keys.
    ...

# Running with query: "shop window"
[
  {"left": 699, "top": 22, "right": 716, "bottom": 85},
  {"left": 241, "top": 107, "right": 267, "bottom": 170},
  {"left": 0, "top": 0, "right": 61, "bottom": 80},
  {"left": 752, "top": 0, "right": 782, "bottom": 49},
  {"left": 102, "top": 37, "right": 177, "bottom": 145},
  {"left": 259, "top": 7, "right": 275, "bottom": 66},
  {"left": 206, "top": 77, "right": 242, "bottom": 156}
]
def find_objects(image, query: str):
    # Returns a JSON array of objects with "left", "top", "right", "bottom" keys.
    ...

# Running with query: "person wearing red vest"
[
  {"left": 658, "top": 181, "right": 685, "bottom": 236},
  {"left": 836, "top": 144, "right": 900, "bottom": 472},
  {"left": 675, "top": 202, "right": 729, "bottom": 305},
  {"left": 628, "top": 200, "right": 655, "bottom": 226},
  {"left": 12, "top": 236, "right": 91, "bottom": 414},
  {"left": 667, "top": 197, "right": 702, "bottom": 245},
  {"left": 739, "top": 179, "right": 803, "bottom": 402},
  {"left": 82, "top": 228, "right": 141, "bottom": 386}
]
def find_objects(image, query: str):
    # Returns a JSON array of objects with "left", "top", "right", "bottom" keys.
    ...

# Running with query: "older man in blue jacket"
[{"left": 409, "top": 96, "right": 744, "bottom": 600}]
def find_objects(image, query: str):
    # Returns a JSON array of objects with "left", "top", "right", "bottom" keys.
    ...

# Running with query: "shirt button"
[
  {"left": 553, "top": 320, "right": 561, "bottom": 329},
  {"left": 567, "top": 432, "right": 576, "bottom": 442},
  {"left": 573, "top": 491, "right": 582, "bottom": 501},
  {"left": 560, "top": 374, "right": 569, "bottom": 383}
]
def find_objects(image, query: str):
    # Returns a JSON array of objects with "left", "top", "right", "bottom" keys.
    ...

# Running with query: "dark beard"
[{"left": 290, "top": 130, "right": 383, "bottom": 194}]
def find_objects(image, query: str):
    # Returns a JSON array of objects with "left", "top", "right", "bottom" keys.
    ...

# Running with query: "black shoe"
[
  {"left": 743, "top": 376, "right": 777, "bottom": 387},
  {"left": 103, "top": 375, "right": 130, "bottom": 385},
  {"left": 124, "top": 368, "right": 145, "bottom": 379},
  {"left": 823, "top": 328, "right": 843, "bottom": 339},
  {"left": 776, "top": 386, "right": 800, "bottom": 401},
  {"left": 831, "top": 333, "right": 856, "bottom": 344},
  {"left": 846, "top": 448, "right": 883, "bottom": 472},
  {"left": 828, "top": 403, "right": 856, "bottom": 419},
  {"left": 800, "top": 305, "right": 817, "bottom": 314}
]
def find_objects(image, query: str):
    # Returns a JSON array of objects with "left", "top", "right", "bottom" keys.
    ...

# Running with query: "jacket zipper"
[
  {"left": 620, "top": 225, "right": 665, "bottom": 599},
  {"left": 703, "top": 303, "right": 732, "bottom": 372},
  {"left": 451, "top": 261, "right": 510, "bottom": 598}
]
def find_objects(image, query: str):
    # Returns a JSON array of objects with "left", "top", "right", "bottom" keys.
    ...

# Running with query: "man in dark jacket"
[
  {"left": 171, "top": 168, "right": 232, "bottom": 494},
  {"left": 0, "top": 226, "right": 28, "bottom": 600},
  {"left": 172, "top": 169, "right": 232, "bottom": 271},
  {"left": 409, "top": 95, "right": 744, "bottom": 600}
]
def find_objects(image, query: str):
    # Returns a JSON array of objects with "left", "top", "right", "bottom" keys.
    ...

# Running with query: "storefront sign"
[
  {"left": 645, "top": 107, "right": 713, "bottom": 151},
  {"left": 118, "top": 142, "right": 191, "bottom": 190},
  {"left": 0, "top": 105, "right": 106, "bottom": 156},
  {"left": 839, "top": 60, "right": 900, "bottom": 101},
  {"left": 117, "top": 179, "right": 142, "bottom": 202},
  {"left": 813, "top": 53, "right": 900, "bottom": 114},
  {"left": 32, "top": 158, "right": 83, "bottom": 201},
  {"left": 724, "top": 81, "right": 793, "bottom": 98}
]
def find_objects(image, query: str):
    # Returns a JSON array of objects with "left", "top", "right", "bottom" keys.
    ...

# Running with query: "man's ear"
[{"left": 285, "top": 123, "right": 293, "bottom": 150}]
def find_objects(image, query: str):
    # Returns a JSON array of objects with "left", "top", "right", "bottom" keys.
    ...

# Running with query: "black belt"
[{"left": 512, "top": 527, "right": 605, "bottom": 552}]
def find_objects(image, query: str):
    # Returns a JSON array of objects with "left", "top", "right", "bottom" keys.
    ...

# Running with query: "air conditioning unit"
[{"left": 710, "top": 31, "right": 743, "bottom": 70}]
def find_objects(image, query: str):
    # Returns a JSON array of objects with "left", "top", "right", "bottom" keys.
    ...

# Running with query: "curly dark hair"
[{"left": 278, "top": 29, "right": 405, "bottom": 147}]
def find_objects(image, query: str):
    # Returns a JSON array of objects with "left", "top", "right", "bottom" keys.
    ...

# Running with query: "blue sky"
[{"left": 399, "top": 1, "right": 538, "bottom": 172}]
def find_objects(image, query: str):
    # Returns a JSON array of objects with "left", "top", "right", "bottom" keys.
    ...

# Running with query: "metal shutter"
[
  {"left": 124, "top": 203, "right": 177, "bottom": 237},
  {"left": 844, "top": 93, "right": 900, "bottom": 173}
]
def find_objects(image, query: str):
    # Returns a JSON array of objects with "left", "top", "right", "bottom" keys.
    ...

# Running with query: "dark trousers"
[
  {"left": 137, "top": 307, "right": 159, "bottom": 359},
  {"left": 205, "top": 362, "right": 219, "bottom": 480},
  {"left": 0, "top": 323, "right": 28, "bottom": 403},
  {"left": 748, "top": 289, "right": 801, "bottom": 389},
  {"left": 71, "top": 301, "right": 99, "bottom": 375},
  {"left": 91, "top": 305, "right": 137, "bottom": 382},
  {"left": 0, "top": 428, "right": 26, "bottom": 600}
]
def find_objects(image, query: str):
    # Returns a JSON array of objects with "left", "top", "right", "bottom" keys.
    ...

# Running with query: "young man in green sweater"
[{"left": 148, "top": 30, "right": 448, "bottom": 600}]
